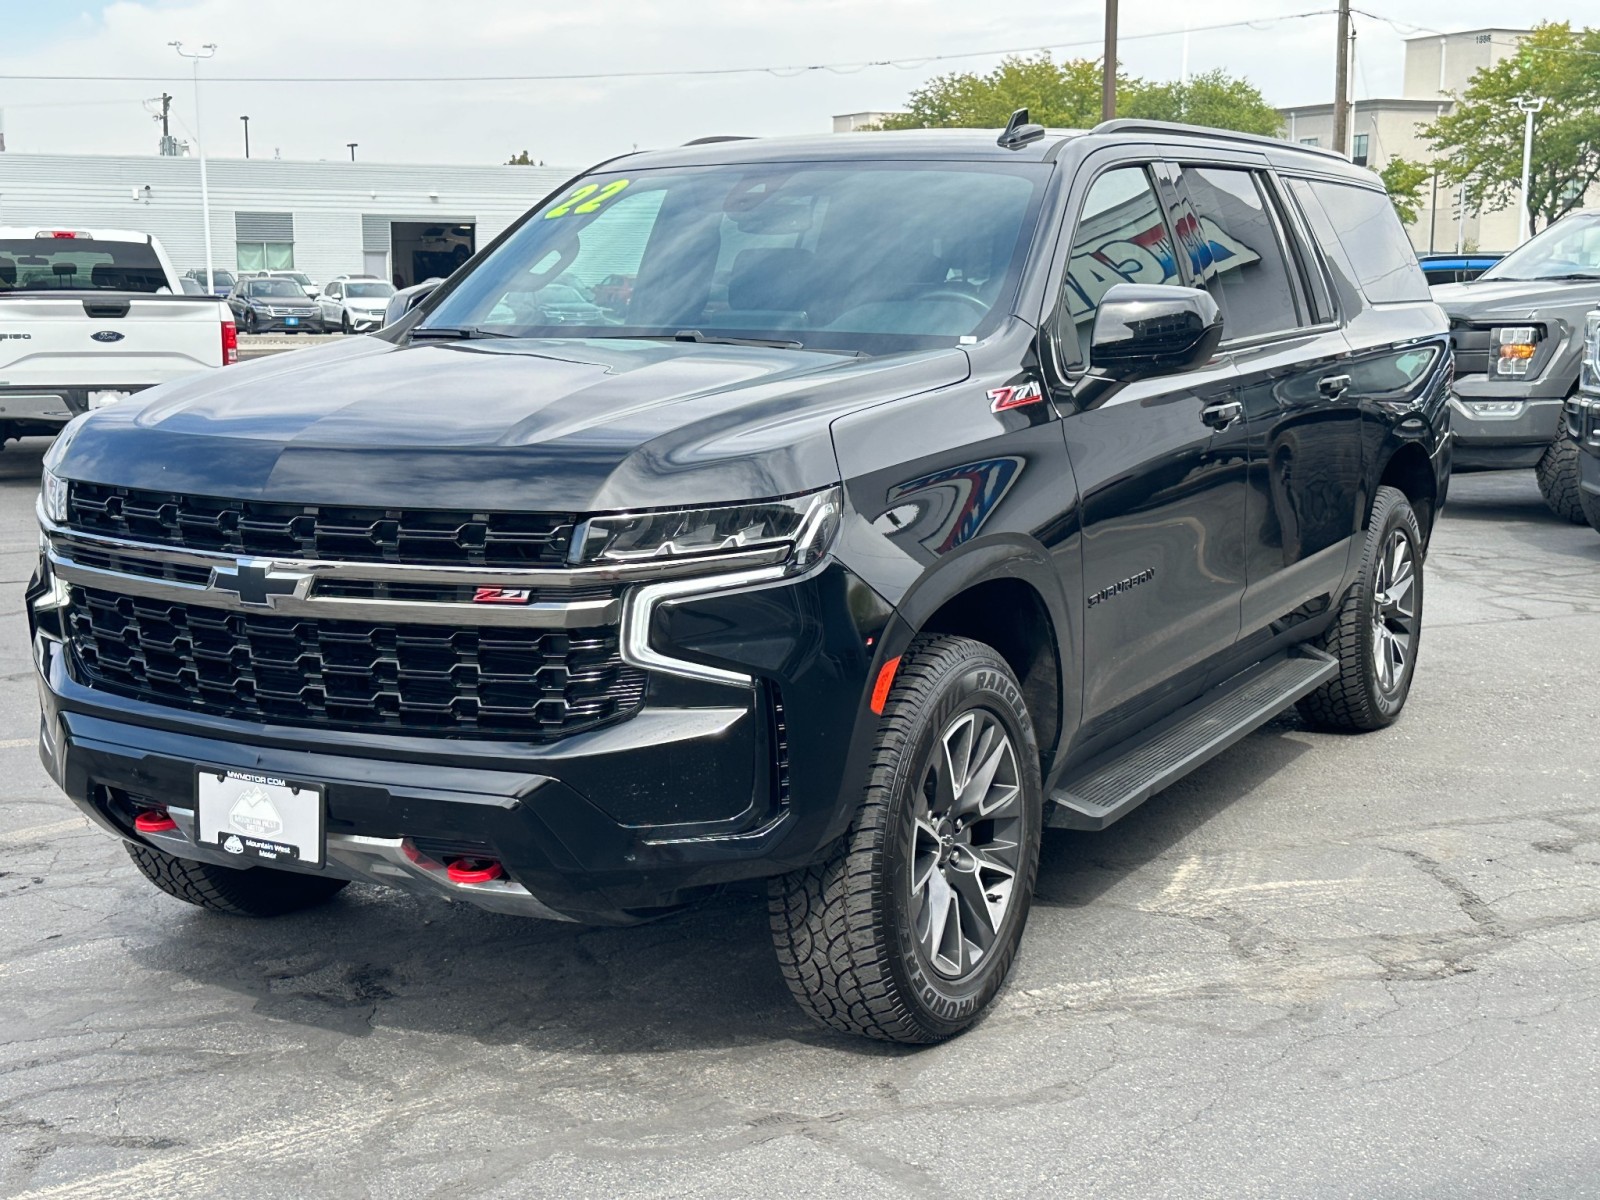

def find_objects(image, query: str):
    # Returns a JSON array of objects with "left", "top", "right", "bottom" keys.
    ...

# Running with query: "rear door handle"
[
  {"left": 1201, "top": 399, "right": 1243, "bottom": 430},
  {"left": 1318, "top": 373, "right": 1353, "bottom": 399}
]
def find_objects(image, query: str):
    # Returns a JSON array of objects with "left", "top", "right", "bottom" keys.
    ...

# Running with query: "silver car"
[{"left": 316, "top": 279, "right": 396, "bottom": 333}]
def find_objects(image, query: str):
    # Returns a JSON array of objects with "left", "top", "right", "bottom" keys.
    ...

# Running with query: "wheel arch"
[{"left": 1376, "top": 441, "right": 1437, "bottom": 540}]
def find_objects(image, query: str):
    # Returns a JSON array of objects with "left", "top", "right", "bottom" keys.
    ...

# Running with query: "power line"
[{"left": 0, "top": 11, "right": 1346, "bottom": 84}]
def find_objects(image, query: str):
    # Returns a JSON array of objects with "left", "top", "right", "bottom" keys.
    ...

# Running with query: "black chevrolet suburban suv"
[{"left": 30, "top": 118, "right": 1451, "bottom": 1043}]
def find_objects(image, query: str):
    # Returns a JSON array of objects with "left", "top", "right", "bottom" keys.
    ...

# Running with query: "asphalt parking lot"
[{"left": 1, "top": 439, "right": 1597, "bottom": 1199}]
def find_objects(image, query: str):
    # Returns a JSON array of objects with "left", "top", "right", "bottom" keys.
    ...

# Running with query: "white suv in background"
[{"left": 316, "top": 278, "right": 396, "bottom": 333}]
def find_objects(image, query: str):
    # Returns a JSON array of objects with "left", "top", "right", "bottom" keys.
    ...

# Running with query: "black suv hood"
[{"left": 56, "top": 335, "right": 970, "bottom": 511}]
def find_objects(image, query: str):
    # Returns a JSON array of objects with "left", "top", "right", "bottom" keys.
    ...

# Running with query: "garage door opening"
[{"left": 389, "top": 221, "right": 475, "bottom": 289}]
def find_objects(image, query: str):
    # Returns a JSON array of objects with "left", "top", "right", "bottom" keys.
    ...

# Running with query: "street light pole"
[
  {"left": 347, "top": 142, "right": 358, "bottom": 162},
  {"left": 240, "top": 115, "right": 250, "bottom": 159},
  {"left": 170, "top": 41, "right": 218, "bottom": 293},
  {"left": 1516, "top": 95, "right": 1545, "bottom": 243}
]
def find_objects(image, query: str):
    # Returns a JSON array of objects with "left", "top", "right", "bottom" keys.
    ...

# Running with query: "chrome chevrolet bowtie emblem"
[{"left": 210, "top": 558, "right": 312, "bottom": 607}]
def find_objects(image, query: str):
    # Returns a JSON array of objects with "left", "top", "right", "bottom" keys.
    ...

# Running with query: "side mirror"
[
  {"left": 384, "top": 278, "right": 442, "bottom": 327},
  {"left": 1089, "top": 283, "right": 1223, "bottom": 381}
]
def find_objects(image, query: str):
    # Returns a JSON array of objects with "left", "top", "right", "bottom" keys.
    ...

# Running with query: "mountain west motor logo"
[{"left": 228, "top": 785, "right": 285, "bottom": 839}]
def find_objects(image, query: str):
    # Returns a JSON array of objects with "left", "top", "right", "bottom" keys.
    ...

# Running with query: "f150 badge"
[{"left": 988, "top": 381, "right": 1044, "bottom": 413}]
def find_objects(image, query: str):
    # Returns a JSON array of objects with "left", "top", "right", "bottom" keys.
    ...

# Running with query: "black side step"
[{"left": 1048, "top": 649, "right": 1338, "bottom": 831}]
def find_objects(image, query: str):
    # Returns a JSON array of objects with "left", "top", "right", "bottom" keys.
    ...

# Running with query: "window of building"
[
  {"left": 1299, "top": 137, "right": 1320, "bottom": 148},
  {"left": 1352, "top": 134, "right": 1370, "bottom": 167},
  {"left": 236, "top": 242, "right": 295, "bottom": 272},
  {"left": 1181, "top": 166, "right": 1303, "bottom": 341}
]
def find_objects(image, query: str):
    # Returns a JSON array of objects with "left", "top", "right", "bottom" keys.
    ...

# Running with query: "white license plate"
[
  {"left": 87, "top": 390, "right": 131, "bottom": 408},
  {"left": 285, "top": 316, "right": 299, "bottom": 326},
  {"left": 196, "top": 769, "right": 324, "bottom": 866}
]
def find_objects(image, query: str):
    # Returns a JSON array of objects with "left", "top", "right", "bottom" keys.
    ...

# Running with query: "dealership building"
[{"left": 0, "top": 152, "right": 572, "bottom": 289}]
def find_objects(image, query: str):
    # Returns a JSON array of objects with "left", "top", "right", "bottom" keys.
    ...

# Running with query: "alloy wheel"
[
  {"left": 1371, "top": 528, "right": 1417, "bottom": 694},
  {"left": 909, "top": 709, "right": 1024, "bottom": 980}
]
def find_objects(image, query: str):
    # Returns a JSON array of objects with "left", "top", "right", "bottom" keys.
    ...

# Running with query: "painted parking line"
[
  {"left": 0, "top": 816, "right": 89, "bottom": 845},
  {"left": 0, "top": 737, "right": 36, "bottom": 748}
]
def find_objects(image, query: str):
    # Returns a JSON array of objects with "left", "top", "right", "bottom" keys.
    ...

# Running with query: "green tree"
[
  {"left": 1379, "top": 157, "right": 1431, "bottom": 225},
  {"left": 880, "top": 55, "right": 1109, "bottom": 130},
  {"left": 1425, "top": 22, "right": 1600, "bottom": 237},
  {"left": 879, "top": 55, "right": 1280, "bottom": 136},
  {"left": 506, "top": 150, "right": 540, "bottom": 165},
  {"left": 1121, "top": 69, "right": 1281, "bottom": 137}
]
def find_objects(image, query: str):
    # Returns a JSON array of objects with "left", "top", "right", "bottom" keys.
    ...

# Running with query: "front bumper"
[
  {"left": 1448, "top": 380, "right": 1566, "bottom": 468},
  {"left": 248, "top": 313, "right": 317, "bottom": 332},
  {"left": 31, "top": 558, "right": 891, "bottom": 923}
]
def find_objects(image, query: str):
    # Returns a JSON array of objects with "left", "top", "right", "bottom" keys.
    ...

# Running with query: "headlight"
[
  {"left": 40, "top": 467, "right": 68, "bottom": 525},
  {"left": 1494, "top": 325, "right": 1541, "bottom": 378},
  {"left": 576, "top": 487, "right": 841, "bottom": 572},
  {"left": 1582, "top": 311, "right": 1599, "bottom": 394}
]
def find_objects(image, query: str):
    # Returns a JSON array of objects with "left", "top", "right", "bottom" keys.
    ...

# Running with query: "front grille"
[
  {"left": 1449, "top": 322, "right": 1492, "bottom": 377},
  {"left": 67, "top": 483, "right": 576, "bottom": 569},
  {"left": 65, "top": 585, "right": 646, "bottom": 739}
]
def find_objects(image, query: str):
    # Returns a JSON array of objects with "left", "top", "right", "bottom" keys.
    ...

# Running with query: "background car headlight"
[
  {"left": 576, "top": 487, "right": 841, "bottom": 571},
  {"left": 40, "top": 468, "right": 68, "bottom": 524},
  {"left": 1494, "top": 325, "right": 1541, "bottom": 378}
]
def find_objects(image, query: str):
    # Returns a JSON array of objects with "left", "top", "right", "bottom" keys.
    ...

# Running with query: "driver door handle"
[
  {"left": 1201, "top": 399, "right": 1243, "bottom": 430},
  {"left": 1318, "top": 373, "right": 1353, "bottom": 399}
]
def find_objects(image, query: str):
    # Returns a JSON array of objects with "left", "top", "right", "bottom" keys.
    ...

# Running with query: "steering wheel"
[{"left": 919, "top": 289, "right": 990, "bottom": 314}]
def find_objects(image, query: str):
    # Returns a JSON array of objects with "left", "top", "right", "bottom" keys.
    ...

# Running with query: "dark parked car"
[
  {"left": 226, "top": 276, "right": 318, "bottom": 333},
  {"left": 182, "top": 267, "right": 236, "bottom": 296},
  {"left": 1433, "top": 210, "right": 1600, "bottom": 522},
  {"left": 1573, "top": 307, "right": 1600, "bottom": 532},
  {"left": 31, "top": 117, "right": 1450, "bottom": 1043},
  {"left": 592, "top": 272, "right": 636, "bottom": 312}
]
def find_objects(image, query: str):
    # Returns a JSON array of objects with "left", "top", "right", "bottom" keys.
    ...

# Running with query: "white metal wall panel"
[{"left": 0, "top": 153, "right": 567, "bottom": 281}]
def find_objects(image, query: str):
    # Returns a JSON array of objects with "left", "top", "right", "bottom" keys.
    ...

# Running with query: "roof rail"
[
  {"left": 1089, "top": 118, "right": 1350, "bottom": 162},
  {"left": 681, "top": 135, "right": 757, "bottom": 146}
]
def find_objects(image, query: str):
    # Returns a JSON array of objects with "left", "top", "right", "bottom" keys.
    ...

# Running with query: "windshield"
[
  {"left": 422, "top": 161, "right": 1049, "bottom": 354},
  {"left": 1480, "top": 212, "right": 1600, "bottom": 281},
  {"left": 0, "top": 238, "right": 167, "bottom": 292},
  {"left": 345, "top": 282, "right": 395, "bottom": 299},
  {"left": 249, "top": 279, "right": 308, "bottom": 298}
]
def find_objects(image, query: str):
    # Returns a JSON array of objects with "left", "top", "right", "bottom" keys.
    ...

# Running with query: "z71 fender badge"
[{"left": 988, "top": 381, "right": 1044, "bottom": 413}]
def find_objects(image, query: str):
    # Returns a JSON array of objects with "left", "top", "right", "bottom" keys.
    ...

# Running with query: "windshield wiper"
[
  {"left": 1536, "top": 272, "right": 1600, "bottom": 282},
  {"left": 410, "top": 326, "right": 513, "bottom": 341},
  {"left": 583, "top": 330, "right": 807, "bottom": 350}
]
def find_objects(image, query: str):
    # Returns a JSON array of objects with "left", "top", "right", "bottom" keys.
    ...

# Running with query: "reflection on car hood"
[
  {"left": 56, "top": 335, "right": 970, "bottom": 511},
  {"left": 1432, "top": 276, "right": 1600, "bottom": 321}
]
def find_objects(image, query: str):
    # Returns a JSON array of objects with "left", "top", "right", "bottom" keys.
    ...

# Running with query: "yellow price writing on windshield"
[{"left": 545, "top": 179, "right": 630, "bottom": 219}]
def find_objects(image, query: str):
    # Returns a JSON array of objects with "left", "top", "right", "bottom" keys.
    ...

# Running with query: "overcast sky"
[{"left": 0, "top": 0, "right": 1593, "bottom": 166}]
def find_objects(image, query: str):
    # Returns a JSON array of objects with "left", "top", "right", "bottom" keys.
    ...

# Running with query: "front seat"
[{"left": 720, "top": 247, "right": 818, "bottom": 330}]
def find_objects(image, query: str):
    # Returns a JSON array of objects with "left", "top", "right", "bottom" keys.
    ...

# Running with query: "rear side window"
[
  {"left": 1304, "top": 181, "right": 1430, "bottom": 304},
  {"left": 1179, "top": 167, "right": 1302, "bottom": 341}
]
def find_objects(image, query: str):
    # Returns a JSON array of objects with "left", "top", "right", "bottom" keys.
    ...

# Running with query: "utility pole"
[
  {"left": 159, "top": 93, "right": 171, "bottom": 138},
  {"left": 170, "top": 42, "right": 218, "bottom": 293},
  {"left": 1332, "top": 0, "right": 1351, "bottom": 157},
  {"left": 240, "top": 115, "right": 250, "bottom": 159},
  {"left": 347, "top": 142, "right": 358, "bottom": 162},
  {"left": 1102, "top": 0, "right": 1119, "bottom": 122}
]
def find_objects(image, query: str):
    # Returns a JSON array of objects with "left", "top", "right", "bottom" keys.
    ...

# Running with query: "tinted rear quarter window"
[{"left": 1305, "top": 181, "right": 1429, "bottom": 304}]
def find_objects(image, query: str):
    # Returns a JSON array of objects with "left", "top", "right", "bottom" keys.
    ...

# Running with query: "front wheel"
[
  {"left": 1580, "top": 473, "right": 1600, "bottom": 534},
  {"left": 1298, "top": 485, "right": 1424, "bottom": 732},
  {"left": 341, "top": 312, "right": 352, "bottom": 335},
  {"left": 1536, "top": 437, "right": 1587, "bottom": 524},
  {"left": 126, "top": 842, "right": 347, "bottom": 916},
  {"left": 769, "top": 635, "right": 1042, "bottom": 1043}
]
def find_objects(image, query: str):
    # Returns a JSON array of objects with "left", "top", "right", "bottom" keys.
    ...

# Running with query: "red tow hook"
[
  {"left": 446, "top": 858, "right": 504, "bottom": 885},
  {"left": 134, "top": 809, "right": 178, "bottom": 834}
]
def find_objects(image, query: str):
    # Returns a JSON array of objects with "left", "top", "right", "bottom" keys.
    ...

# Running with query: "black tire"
[
  {"left": 1580, "top": 474, "right": 1600, "bottom": 534},
  {"left": 341, "top": 313, "right": 352, "bottom": 335},
  {"left": 1298, "top": 485, "right": 1424, "bottom": 732},
  {"left": 243, "top": 311, "right": 258, "bottom": 334},
  {"left": 1536, "top": 437, "right": 1587, "bottom": 524},
  {"left": 769, "top": 635, "right": 1043, "bottom": 1044},
  {"left": 125, "top": 841, "right": 347, "bottom": 917}
]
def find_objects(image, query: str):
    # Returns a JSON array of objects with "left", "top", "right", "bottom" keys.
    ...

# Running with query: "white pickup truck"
[{"left": 0, "top": 227, "right": 237, "bottom": 442}]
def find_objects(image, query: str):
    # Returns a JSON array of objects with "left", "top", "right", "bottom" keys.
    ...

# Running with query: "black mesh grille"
[
  {"left": 65, "top": 585, "right": 646, "bottom": 740},
  {"left": 67, "top": 483, "right": 576, "bottom": 568}
]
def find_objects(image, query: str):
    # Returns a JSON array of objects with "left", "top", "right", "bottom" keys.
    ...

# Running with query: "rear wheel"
[
  {"left": 1535, "top": 437, "right": 1587, "bottom": 524},
  {"left": 125, "top": 842, "right": 347, "bottom": 917},
  {"left": 1298, "top": 485, "right": 1423, "bottom": 732},
  {"left": 769, "top": 635, "right": 1042, "bottom": 1043}
]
